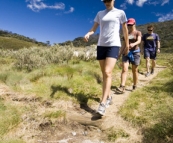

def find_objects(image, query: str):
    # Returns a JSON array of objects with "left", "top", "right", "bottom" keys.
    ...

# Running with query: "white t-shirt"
[{"left": 94, "top": 8, "right": 127, "bottom": 47}]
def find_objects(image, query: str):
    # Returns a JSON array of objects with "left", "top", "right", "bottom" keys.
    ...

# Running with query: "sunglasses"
[
  {"left": 148, "top": 29, "right": 153, "bottom": 31},
  {"left": 103, "top": 0, "right": 112, "bottom": 3},
  {"left": 127, "top": 24, "right": 134, "bottom": 26}
]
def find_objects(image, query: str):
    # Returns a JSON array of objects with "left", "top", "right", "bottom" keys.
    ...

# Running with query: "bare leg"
[
  {"left": 99, "top": 58, "right": 117, "bottom": 104},
  {"left": 121, "top": 62, "right": 129, "bottom": 86},
  {"left": 152, "top": 59, "right": 156, "bottom": 69},
  {"left": 146, "top": 57, "right": 150, "bottom": 73},
  {"left": 132, "top": 64, "right": 138, "bottom": 86}
]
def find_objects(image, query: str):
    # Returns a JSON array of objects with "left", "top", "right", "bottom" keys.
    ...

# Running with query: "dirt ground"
[{"left": 0, "top": 66, "right": 166, "bottom": 143}]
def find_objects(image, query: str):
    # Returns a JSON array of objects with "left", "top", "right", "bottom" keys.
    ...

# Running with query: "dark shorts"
[
  {"left": 122, "top": 52, "right": 140, "bottom": 65},
  {"left": 97, "top": 46, "right": 120, "bottom": 60},
  {"left": 144, "top": 49, "right": 156, "bottom": 60}
]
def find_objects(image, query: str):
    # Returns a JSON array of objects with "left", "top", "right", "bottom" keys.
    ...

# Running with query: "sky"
[{"left": 0, "top": 0, "right": 173, "bottom": 45}]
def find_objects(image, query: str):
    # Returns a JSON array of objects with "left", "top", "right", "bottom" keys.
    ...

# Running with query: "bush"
[{"left": 13, "top": 45, "right": 74, "bottom": 71}]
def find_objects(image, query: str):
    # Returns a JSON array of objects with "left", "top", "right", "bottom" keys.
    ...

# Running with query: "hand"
[
  {"left": 129, "top": 43, "right": 135, "bottom": 48},
  {"left": 123, "top": 46, "right": 129, "bottom": 56},
  {"left": 84, "top": 34, "right": 90, "bottom": 42},
  {"left": 157, "top": 49, "right": 160, "bottom": 53}
]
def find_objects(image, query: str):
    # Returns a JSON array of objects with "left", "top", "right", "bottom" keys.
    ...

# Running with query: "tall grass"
[{"left": 0, "top": 98, "right": 22, "bottom": 138}]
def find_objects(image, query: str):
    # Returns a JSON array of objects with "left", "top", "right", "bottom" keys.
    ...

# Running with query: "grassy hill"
[
  {"left": 0, "top": 36, "right": 41, "bottom": 50},
  {"left": 59, "top": 20, "right": 173, "bottom": 48},
  {"left": 0, "top": 46, "right": 172, "bottom": 142},
  {"left": 0, "top": 30, "right": 48, "bottom": 50}
]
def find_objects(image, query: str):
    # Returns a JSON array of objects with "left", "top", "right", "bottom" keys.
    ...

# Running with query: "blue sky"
[{"left": 0, "top": 0, "right": 172, "bottom": 45}]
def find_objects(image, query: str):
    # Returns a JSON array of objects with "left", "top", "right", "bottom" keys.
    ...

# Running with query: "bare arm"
[
  {"left": 129, "top": 35, "right": 141, "bottom": 48},
  {"left": 157, "top": 40, "right": 160, "bottom": 49},
  {"left": 118, "top": 41, "right": 125, "bottom": 59},
  {"left": 157, "top": 40, "right": 161, "bottom": 53},
  {"left": 84, "top": 22, "right": 99, "bottom": 42},
  {"left": 122, "top": 22, "right": 129, "bottom": 55}
]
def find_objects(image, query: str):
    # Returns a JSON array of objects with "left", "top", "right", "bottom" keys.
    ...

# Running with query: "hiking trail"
[{"left": 0, "top": 66, "right": 166, "bottom": 143}]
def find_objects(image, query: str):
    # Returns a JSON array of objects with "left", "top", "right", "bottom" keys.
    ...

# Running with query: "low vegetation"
[
  {"left": 0, "top": 98, "right": 22, "bottom": 137},
  {"left": 0, "top": 44, "right": 172, "bottom": 142},
  {"left": 0, "top": 20, "right": 173, "bottom": 142},
  {"left": 106, "top": 127, "right": 129, "bottom": 142},
  {"left": 119, "top": 48, "right": 173, "bottom": 142}
]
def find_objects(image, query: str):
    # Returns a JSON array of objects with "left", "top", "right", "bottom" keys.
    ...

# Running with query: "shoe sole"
[
  {"left": 116, "top": 89, "right": 125, "bottom": 93},
  {"left": 96, "top": 111, "right": 105, "bottom": 116}
]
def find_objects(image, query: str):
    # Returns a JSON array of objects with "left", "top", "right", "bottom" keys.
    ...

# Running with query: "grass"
[
  {"left": 0, "top": 59, "right": 106, "bottom": 107},
  {"left": 0, "top": 98, "right": 22, "bottom": 138},
  {"left": 0, "top": 47, "right": 172, "bottom": 142},
  {"left": 105, "top": 127, "right": 129, "bottom": 142},
  {"left": 44, "top": 110, "right": 66, "bottom": 119},
  {"left": 0, "top": 36, "right": 38, "bottom": 50},
  {"left": 119, "top": 48, "right": 173, "bottom": 142},
  {"left": 0, "top": 139, "right": 25, "bottom": 143}
]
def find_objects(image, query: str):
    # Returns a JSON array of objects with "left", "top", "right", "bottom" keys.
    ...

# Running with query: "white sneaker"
[
  {"left": 105, "top": 96, "right": 113, "bottom": 108},
  {"left": 96, "top": 103, "right": 106, "bottom": 116}
]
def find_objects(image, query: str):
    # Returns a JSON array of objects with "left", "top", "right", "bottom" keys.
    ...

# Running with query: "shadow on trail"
[
  {"left": 50, "top": 85, "right": 100, "bottom": 116},
  {"left": 111, "top": 85, "right": 129, "bottom": 94},
  {"left": 138, "top": 69, "right": 145, "bottom": 75}
]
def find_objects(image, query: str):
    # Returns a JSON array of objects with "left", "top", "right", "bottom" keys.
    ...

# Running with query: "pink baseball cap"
[{"left": 127, "top": 18, "right": 136, "bottom": 25}]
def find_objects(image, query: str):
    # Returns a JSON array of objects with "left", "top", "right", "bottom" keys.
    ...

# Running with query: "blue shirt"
[{"left": 142, "top": 33, "right": 160, "bottom": 51}]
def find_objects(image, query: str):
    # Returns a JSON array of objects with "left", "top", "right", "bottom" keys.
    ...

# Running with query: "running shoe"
[
  {"left": 105, "top": 96, "right": 113, "bottom": 108},
  {"left": 96, "top": 103, "right": 106, "bottom": 116},
  {"left": 151, "top": 68, "right": 154, "bottom": 74},
  {"left": 145, "top": 72, "right": 150, "bottom": 77}
]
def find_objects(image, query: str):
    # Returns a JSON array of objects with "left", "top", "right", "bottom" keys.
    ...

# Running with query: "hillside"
[
  {"left": 59, "top": 20, "right": 173, "bottom": 48},
  {"left": 0, "top": 37, "right": 172, "bottom": 142},
  {"left": 0, "top": 30, "right": 48, "bottom": 50}
]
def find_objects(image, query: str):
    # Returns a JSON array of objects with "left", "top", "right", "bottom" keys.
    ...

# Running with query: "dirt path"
[
  {"left": 0, "top": 66, "right": 166, "bottom": 143},
  {"left": 67, "top": 65, "right": 166, "bottom": 143}
]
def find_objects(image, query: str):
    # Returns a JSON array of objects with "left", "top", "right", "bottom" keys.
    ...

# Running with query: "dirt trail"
[
  {"left": 0, "top": 66, "right": 166, "bottom": 143},
  {"left": 67, "top": 65, "right": 166, "bottom": 143}
]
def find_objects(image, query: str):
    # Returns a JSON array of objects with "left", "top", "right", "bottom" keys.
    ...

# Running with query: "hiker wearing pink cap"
[
  {"left": 84, "top": 0, "right": 129, "bottom": 116},
  {"left": 117, "top": 18, "right": 142, "bottom": 93}
]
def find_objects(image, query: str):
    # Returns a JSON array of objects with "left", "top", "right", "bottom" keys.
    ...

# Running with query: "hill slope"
[
  {"left": 59, "top": 20, "right": 173, "bottom": 48},
  {"left": 0, "top": 30, "right": 48, "bottom": 50}
]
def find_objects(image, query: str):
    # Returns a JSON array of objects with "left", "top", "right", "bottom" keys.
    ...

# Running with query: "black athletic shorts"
[{"left": 97, "top": 46, "right": 120, "bottom": 60}]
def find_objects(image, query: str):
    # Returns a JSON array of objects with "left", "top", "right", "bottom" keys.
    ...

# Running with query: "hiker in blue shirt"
[
  {"left": 141, "top": 24, "right": 160, "bottom": 77},
  {"left": 117, "top": 18, "right": 142, "bottom": 93}
]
